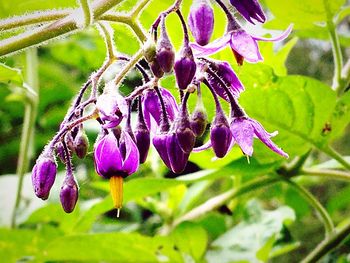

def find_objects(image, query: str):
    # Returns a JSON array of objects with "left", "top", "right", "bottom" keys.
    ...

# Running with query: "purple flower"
[
  {"left": 96, "top": 92, "right": 128, "bottom": 129},
  {"left": 229, "top": 0, "right": 266, "bottom": 24},
  {"left": 134, "top": 122, "right": 150, "bottom": 164},
  {"left": 191, "top": 24, "right": 293, "bottom": 64},
  {"left": 207, "top": 60, "right": 244, "bottom": 99},
  {"left": 230, "top": 116, "right": 288, "bottom": 157},
  {"left": 153, "top": 133, "right": 171, "bottom": 169},
  {"left": 32, "top": 155, "right": 57, "bottom": 200},
  {"left": 60, "top": 176, "right": 79, "bottom": 213},
  {"left": 94, "top": 131, "right": 139, "bottom": 179},
  {"left": 188, "top": 0, "right": 214, "bottom": 46},
  {"left": 142, "top": 87, "right": 179, "bottom": 131},
  {"left": 166, "top": 133, "right": 190, "bottom": 174}
]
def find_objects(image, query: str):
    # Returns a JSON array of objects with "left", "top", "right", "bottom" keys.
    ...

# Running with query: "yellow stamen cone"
[{"left": 110, "top": 176, "right": 124, "bottom": 214}]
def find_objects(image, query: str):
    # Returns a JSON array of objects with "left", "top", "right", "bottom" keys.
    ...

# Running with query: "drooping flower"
[
  {"left": 134, "top": 103, "right": 151, "bottom": 164},
  {"left": 229, "top": 0, "right": 266, "bottom": 24},
  {"left": 96, "top": 90, "right": 128, "bottom": 129},
  {"left": 188, "top": 0, "right": 214, "bottom": 46},
  {"left": 94, "top": 130, "right": 139, "bottom": 209},
  {"left": 206, "top": 59, "right": 244, "bottom": 99},
  {"left": 32, "top": 154, "right": 57, "bottom": 200},
  {"left": 191, "top": 21, "right": 292, "bottom": 64},
  {"left": 230, "top": 116, "right": 288, "bottom": 158},
  {"left": 142, "top": 87, "right": 179, "bottom": 131}
]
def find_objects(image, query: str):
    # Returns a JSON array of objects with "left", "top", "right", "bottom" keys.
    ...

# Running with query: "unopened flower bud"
[
  {"left": 60, "top": 176, "right": 79, "bottom": 213},
  {"left": 74, "top": 130, "right": 89, "bottom": 159},
  {"left": 166, "top": 133, "right": 190, "bottom": 174},
  {"left": 210, "top": 112, "right": 232, "bottom": 158},
  {"left": 150, "top": 59, "right": 164, "bottom": 78},
  {"left": 156, "top": 17, "right": 175, "bottom": 73},
  {"left": 190, "top": 108, "right": 208, "bottom": 137},
  {"left": 55, "top": 142, "right": 66, "bottom": 163},
  {"left": 175, "top": 110, "right": 196, "bottom": 153},
  {"left": 135, "top": 122, "right": 150, "bottom": 164},
  {"left": 143, "top": 38, "right": 157, "bottom": 63},
  {"left": 153, "top": 133, "right": 171, "bottom": 169},
  {"left": 188, "top": 0, "right": 214, "bottom": 46},
  {"left": 32, "top": 154, "right": 57, "bottom": 200},
  {"left": 174, "top": 46, "right": 197, "bottom": 90}
]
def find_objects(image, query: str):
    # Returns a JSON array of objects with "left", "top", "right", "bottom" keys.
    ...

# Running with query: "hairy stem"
[
  {"left": 130, "top": 0, "right": 151, "bottom": 18},
  {"left": 114, "top": 48, "right": 144, "bottom": 85},
  {"left": 97, "top": 22, "right": 116, "bottom": 59},
  {"left": 284, "top": 179, "right": 335, "bottom": 238},
  {"left": 0, "top": 0, "right": 123, "bottom": 57},
  {"left": 79, "top": 0, "right": 93, "bottom": 27},
  {"left": 11, "top": 48, "right": 39, "bottom": 228}
]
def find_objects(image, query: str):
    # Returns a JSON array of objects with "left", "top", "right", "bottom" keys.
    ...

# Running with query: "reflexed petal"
[
  {"left": 251, "top": 119, "right": 289, "bottom": 158},
  {"left": 230, "top": 30, "right": 263, "bottom": 63},
  {"left": 190, "top": 33, "right": 231, "bottom": 56},
  {"left": 251, "top": 24, "right": 293, "bottom": 42},
  {"left": 230, "top": 118, "right": 254, "bottom": 156},
  {"left": 121, "top": 131, "right": 140, "bottom": 175},
  {"left": 193, "top": 140, "right": 212, "bottom": 152},
  {"left": 230, "top": 0, "right": 266, "bottom": 24}
]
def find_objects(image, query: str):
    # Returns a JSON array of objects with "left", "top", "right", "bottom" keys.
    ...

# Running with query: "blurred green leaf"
[
  {"left": 329, "top": 91, "right": 350, "bottom": 140},
  {"left": 206, "top": 200, "right": 295, "bottom": 263}
]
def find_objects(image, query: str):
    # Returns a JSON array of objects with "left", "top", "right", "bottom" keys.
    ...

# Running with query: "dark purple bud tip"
[
  {"left": 188, "top": 0, "right": 214, "bottom": 46},
  {"left": 157, "top": 17, "right": 175, "bottom": 73},
  {"left": 32, "top": 155, "right": 57, "bottom": 200},
  {"left": 211, "top": 115, "right": 232, "bottom": 158},
  {"left": 167, "top": 133, "right": 190, "bottom": 174},
  {"left": 190, "top": 108, "right": 208, "bottom": 137},
  {"left": 135, "top": 123, "right": 150, "bottom": 164},
  {"left": 175, "top": 114, "right": 196, "bottom": 153},
  {"left": 74, "top": 131, "right": 89, "bottom": 159},
  {"left": 143, "top": 38, "right": 157, "bottom": 63},
  {"left": 153, "top": 133, "right": 171, "bottom": 169},
  {"left": 60, "top": 178, "right": 79, "bottom": 213},
  {"left": 174, "top": 48, "right": 197, "bottom": 90},
  {"left": 229, "top": 0, "right": 266, "bottom": 24},
  {"left": 150, "top": 59, "right": 165, "bottom": 78}
]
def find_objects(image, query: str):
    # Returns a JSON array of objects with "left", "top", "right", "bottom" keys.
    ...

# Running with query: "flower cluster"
[{"left": 31, "top": 0, "right": 290, "bottom": 215}]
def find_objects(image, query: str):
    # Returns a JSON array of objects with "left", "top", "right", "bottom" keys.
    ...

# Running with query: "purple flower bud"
[
  {"left": 142, "top": 87, "right": 179, "bottom": 131},
  {"left": 150, "top": 59, "right": 165, "bottom": 78},
  {"left": 143, "top": 38, "right": 157, "bottom": 63},
  {"left": 174, "top": 109, "right": 195, "bottom": 153},
  {"left": 190, "top": 108, "right": 208, "bottom": 137},
  {"left": 153, "top": 132, "right": 171, "bottom": 169},
  {"left": 74, "top": 131, "right": 89, "bottom": 159},
  {"left": 166, "top": 133, "right": 190, "bottom": 174},
  {"left": 229, "top": 0, "right": 266, "bottom": 24},
  {"left": 174, "top": 46, "right": 197, "bottom": 90},
  {"left": 210, "top": 112, "right": 232, "bottom": 158},
  {"left": 135, "top": 122, "right": 150, "bottom": 164},
  {"left": 32, "top": 155, "right": 57, "bottom": 200},
  {"left": 156, "top": 17, "right": 175, "bottom": 73},
  {"left": 94, "top": 131, "right": 139, "bottom": 179},
  {"left": 96, "top": 87, "right": 128, "bottom": 129},
  {"left": 55, "top": 142, "right": 66, "bottom": 163},
  {"left": 188, "top": 0, "right": 214, "bottom": 46},
  {"left": 60, "top": 176, "right": 79, "bottom": 213}
]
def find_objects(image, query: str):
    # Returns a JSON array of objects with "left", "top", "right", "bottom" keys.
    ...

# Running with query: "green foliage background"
[{"left": 0, "top": 0, "right": 349, "bottom": 262}]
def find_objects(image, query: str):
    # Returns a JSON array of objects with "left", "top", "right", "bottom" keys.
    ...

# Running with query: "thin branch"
[
  {"left": 96, "top": 22, "right": 116, "bottom": 59},
  {"left": 284, "top": 179, "right": 335, "bottom": 238},
  {"left": 301, "top": 168, "right": 350, "bottom": 181},
  {"left": 130, "top": 0, "right": 151, "bottom": 18},
  {"left": 323, "top": 145, "right": 350, "bottom": 171},
  {"left": 78, "top": 0, "right": 93, "bottom": 27},
  {"left": 114, "top": 48, "right": 144, "bottom": 85},
  {"left": 302, "top": 221, "right": 350, "bottom": 263}
]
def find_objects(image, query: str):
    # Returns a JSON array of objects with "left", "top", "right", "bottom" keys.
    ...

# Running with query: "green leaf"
[
  {"left": 265, "top": 0, "right": 345, "bottom": 28},
  {"left": 206, "top": 200, "right": 295, "bottom": 263},
  {"left": 239, "top": 72, "right": 337, "bottom": 162},
  {"left": 0, "top": 63, "right": 23, "bottom": 85},
  {"left": 171, "top": 222, "right": 208, "bottom": 262},
  {"left": 329, "top": 91, "right": 350, "bottom": 139}
]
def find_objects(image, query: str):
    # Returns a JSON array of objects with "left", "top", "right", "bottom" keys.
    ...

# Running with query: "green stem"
[
  {"left": 323, "top": 0, "right": 343, "bottom": 91},
  {"left": 323, "top": 145, "right": 350, "bottom": 171},
  {"left": 0, "top": 9, "right": 71, "bottom": 31},
  {"left": 0, "top": 0, "right": 123, "bottom": 57},
  {"left": 302, "top": 221, "right": 350, "bottom": 263},
  {"left": 96, "top": 22, "right": 116, "bottom": 59},
  {"left": 79, "top": 0, "right": 92, "bottom": 27},
  {"left": 338, "top": 58, "right": 350, "bottom": 95},
  {"left": 114, "top": 48, "right": 144, "bottom": 85},
  {"left": 284, "top": 179, "right": 335, "bottom": 238},
  {"left": 301, "top": 168, "right": 350, "bottom": 181},
  {"left": 173, "top": 175, "right": 281, "bottom": 226},
  {"left": 130, "top": 0, "right": 151, "bottom": 18},
  {"left": 10, "top": 48, "right": 39, "bottom": 228}
]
